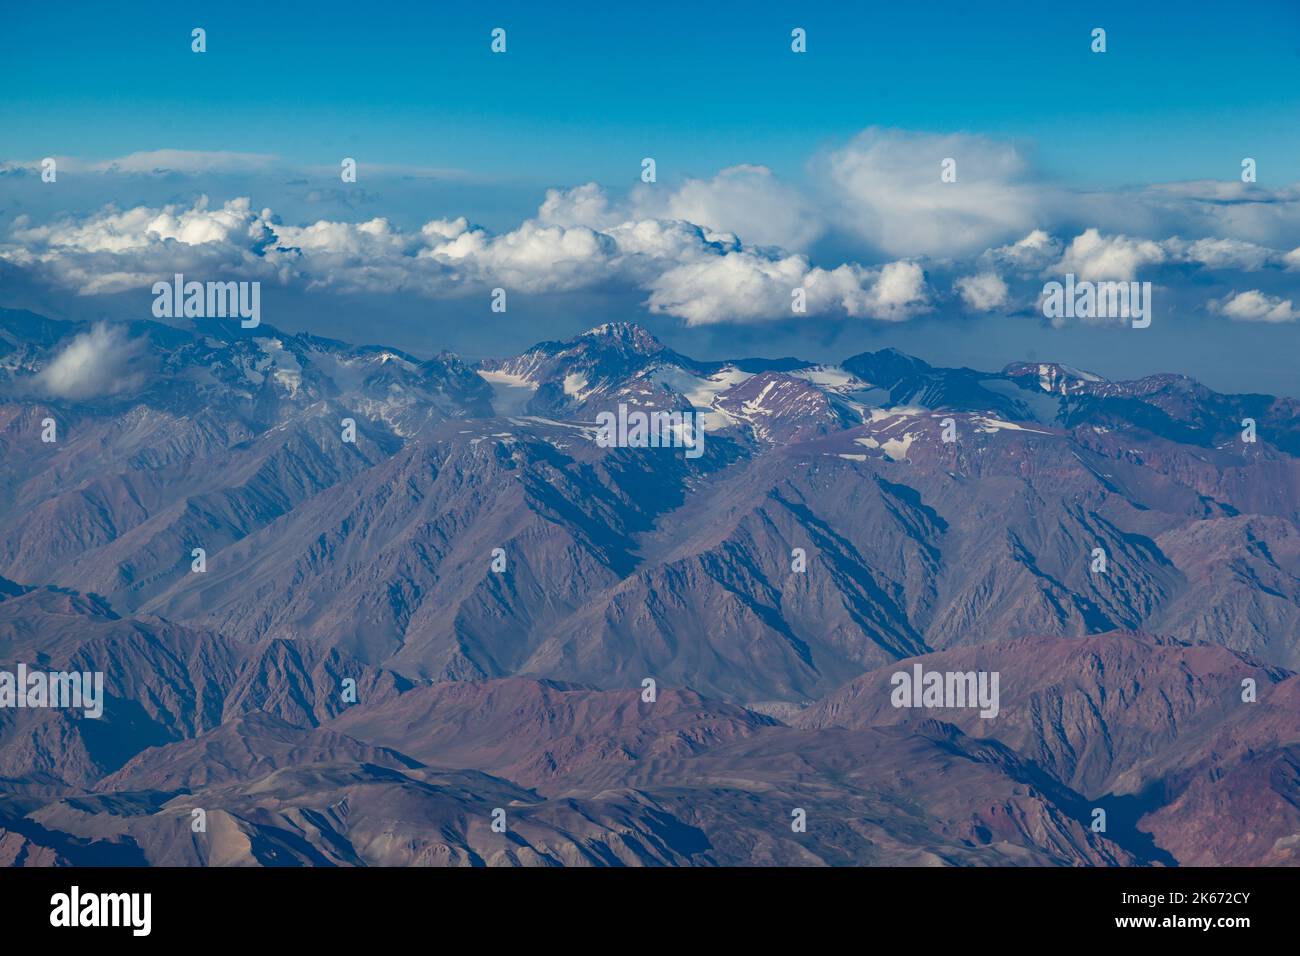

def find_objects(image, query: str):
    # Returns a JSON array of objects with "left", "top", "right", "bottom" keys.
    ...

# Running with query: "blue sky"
[
  {"left": 2, "top": 1, "right": 1299, "bottom": 396},
  {"left": 5, "top": 0, "right": 1300, "bottom": 187}
]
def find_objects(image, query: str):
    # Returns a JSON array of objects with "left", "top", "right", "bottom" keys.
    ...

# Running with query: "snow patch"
[
  {"left": 971, "top": 416, "right": 1052, "bottom": 435},
  {"left": 787, "top": 365, "right": 865, "bottom": 391},
  {"left": 479, "top": 369, "right": 539, "bottom": 416},
  {"left": 255, "top": 338, "right": 302, "bottom": 396},
  {"left": 651, "top": 365, "right": 752, "bottom": 405},
  {"left": 881, "top": 434, "right": 915, "bottom": 461},
  {"left": 563, "top": 372, "right": 594, "bottom": 400},
  {"left": 648, "top": 364, "right": 753, "bottom": 432}
]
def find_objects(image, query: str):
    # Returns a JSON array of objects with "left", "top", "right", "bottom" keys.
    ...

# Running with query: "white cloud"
[
  {"left": 815, "top": 128, "right": 1042, "bottom": 258},
  {"left": 423, "top": 219, "right": 618, "bottom": 292},
  {"left": 1048, "top": 230, "right": 1286, "bottom": 283},
  {"left": 0, "top": 151, "right": 280, "bottom": 176},
  {"left": 1054, "top": 229, "right": 1167, "bottom": 281},
  {"left": 91, "top": 150, "right": 281, "bottom": 174},
  {"left": 1, "top": 197, "right": 281, "bottom": 295},
  {"left": 646, "top": 251, "right": 809, "bottom": 325},
  {"left": 1108, "top": 180, "right": 1300, "bottom": 249},
  {"left": 1165, "top": 237, "right": 1275, "bottom": 272},
  {"left": 1, "top": 150, "right": 467, "bottom": 181},
  {"left": 537, "top": 183, "right": 619, "bottom": 230},
  {"left": 954, "top": 271, "right": 1009, "bottom": 311},
  {"left": 36, "top": 322, "right": 147, "bottom": 398},
  {"left": 606, "top": 217, "right": 739, "bottom": 267},
  {"left": 647, "top": 254, "right": 928, "bottom": 325},
  {"left": 2, "top": 191, "right": 931, "bottom": 324},
  {"left": 7, "top": 132, "right": 1300, "bottom": 329},
  {"left": 854, "top": 260, "right": 930, "bottom": 321},
  {"left": 985, "top": 229, "right": 1062, "bottom": 273},
  {"left": 11, "top": 196, "right": 269, "bottom": 254},
  {"left": 1211, "top": 290, "right": 1299, "bottom": 323},
  {"left": 539, "top": 169, "right": 820, "bottom": 252},
  {"left": 631, "top": 165, "right": 823, "bottom": 251}
]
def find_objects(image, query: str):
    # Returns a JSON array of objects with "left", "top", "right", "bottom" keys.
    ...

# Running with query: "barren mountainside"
[{"left": 0, "top": 309, "right": 1296, "bottom": 866}]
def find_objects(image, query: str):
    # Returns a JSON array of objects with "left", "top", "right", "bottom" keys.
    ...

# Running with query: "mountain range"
[{"left": 0, "top": 307, "right": 1296, "bottom": 867}]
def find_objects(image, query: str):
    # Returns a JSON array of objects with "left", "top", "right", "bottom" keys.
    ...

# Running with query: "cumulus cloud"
[
  {"left": 1104, "top": 180, "right": 1300, "bottom": 249},
  {"left": 630, "top": 165, "right": 823, "bottom": 252},
  {"left": 36, "top": 322, "right": 148, "bottom": 398},
  {"left": 539, "top": 168, "right": 821, "bottom": 252},
  {"left": 10, "top": 195, "right": 269, "bottom": 254},
  {"left": 1164, "top": 237, "right": 1276, "bottom": 272},
  {"left": 647, "top": 254, "right": 929, "bottom": 325},
  {"left": 538, "top": 183, "right": 619, "bottom": 230},
  {"left": 1054, "top": 229, "right": 1167, "bottom": 281},
  {"left": 960, "top": 227, "right": 1299, "bottom": 319},
  {"left": 814, "top": 128, "right": 1043, "bottom": 258},
  {"left": 2, "top": 191, "right": 931, "bottom": 324},
  {"left": 1211, "top": 290, "right": 1299, "bottom": 323},
  {"left": 984, "top": 229, "right": 1062, "bottom": 274},
  {"left": 423, "top": 219, "right": 618, "bottom": 292},
  {"left": 803, "top": 131, "right": 1300, "bottom": 259},
  {"left": 2, "top": 197, "right": 281, "bottom": 295},
  {"left": 954, "top": 271, "right": 1009, "bottom": 311},
  {"left": 645, "top": 252, "right": 809, "bottom": 325},
  {"left": 1047, "top": 230, "right": 1288, "bottom": 282},
  {"left": 858, "top": 261, "right": 931, "bottom": 321},
  {"left": 7, "top": 129, "right": 1300, "bottom": 329}
]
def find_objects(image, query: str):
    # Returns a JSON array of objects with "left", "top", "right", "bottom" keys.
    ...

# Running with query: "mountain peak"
[
  {"left": 577, "top": 322, "right": 663, "bottom": 353},
  {"left": 1002, "top": 362, "right": 1108, "bottom": 395}
]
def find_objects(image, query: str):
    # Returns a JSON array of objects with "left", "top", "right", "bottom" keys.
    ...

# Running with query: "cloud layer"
[{"left": 4, "top": 129, "right": 1300, "bottom": 328}]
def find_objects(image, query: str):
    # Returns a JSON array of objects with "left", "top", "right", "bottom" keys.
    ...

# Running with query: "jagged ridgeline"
[{"left": 0, "top": 308, "right": 1297, "bottom": 865}]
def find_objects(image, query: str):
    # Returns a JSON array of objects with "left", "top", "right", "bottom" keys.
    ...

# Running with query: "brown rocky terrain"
[{"left": 1, "top": 310, "right": 1296, "bottom": 866}]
